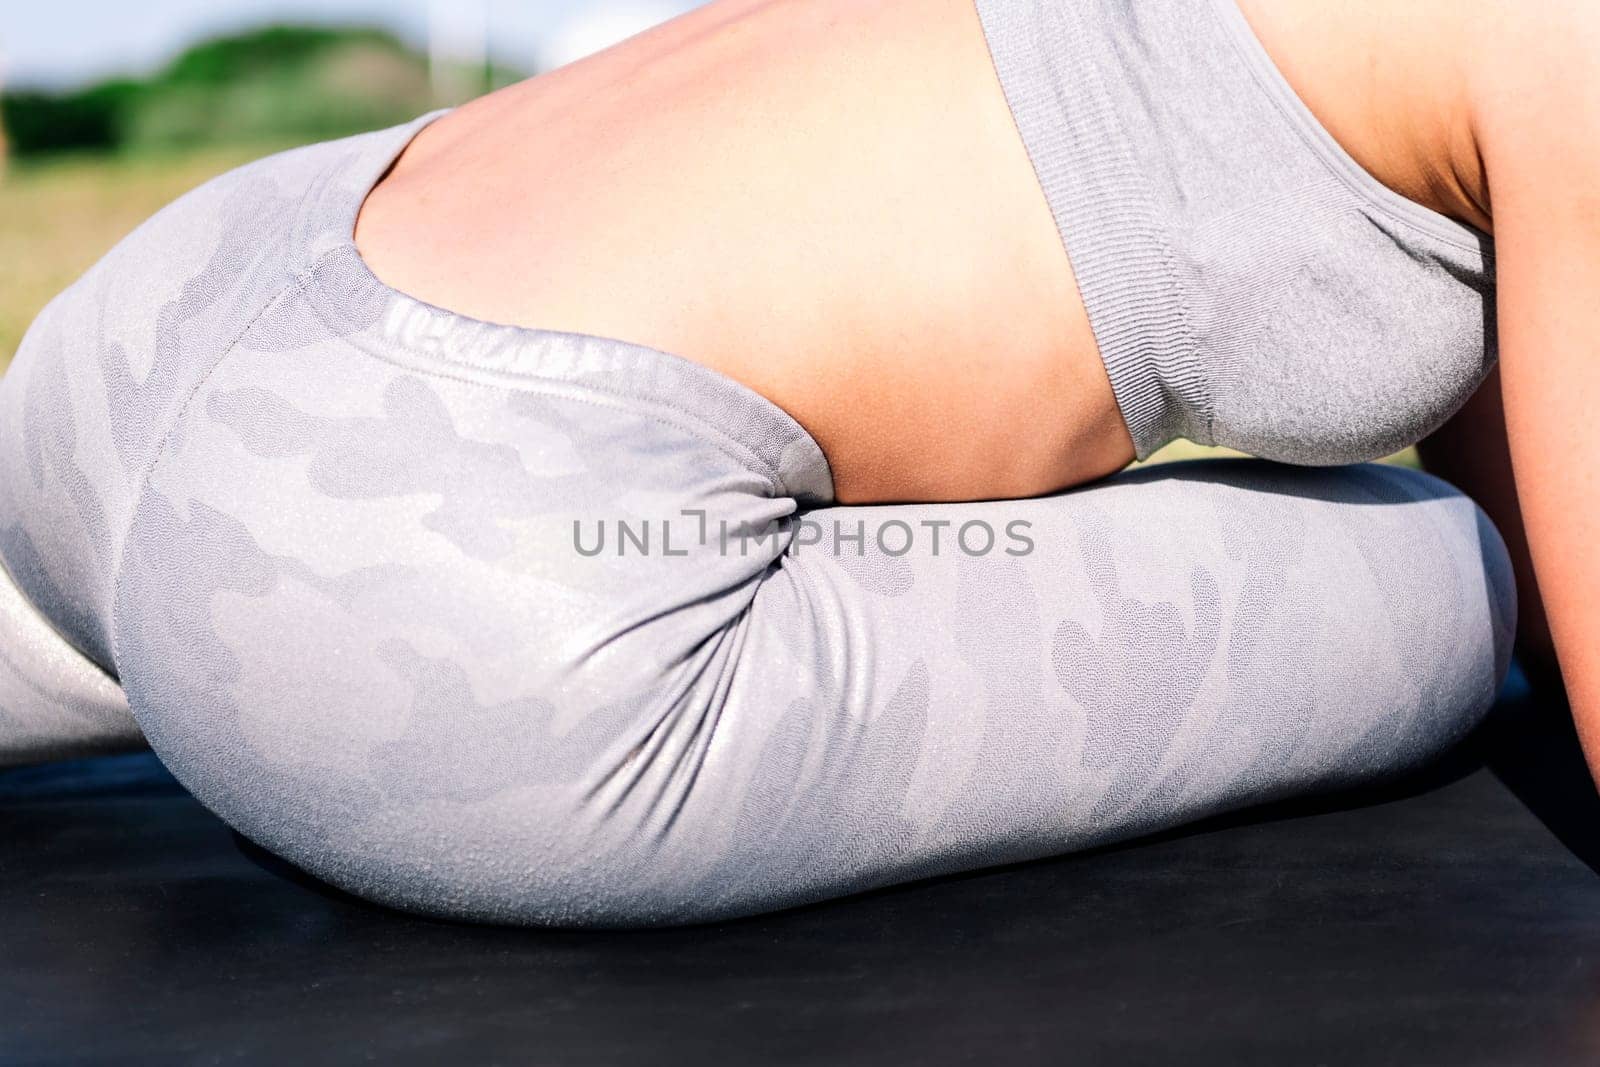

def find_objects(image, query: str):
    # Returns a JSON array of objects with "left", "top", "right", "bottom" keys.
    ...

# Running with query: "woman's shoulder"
[{"left": 1469, "top": 2, "right": 1600, "bottom": 160}]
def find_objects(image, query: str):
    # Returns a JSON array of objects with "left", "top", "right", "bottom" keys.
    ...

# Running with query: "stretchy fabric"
[
  {"left": 0, "top": 114, "right": 1515, "bottom": 925},
  {"left": 975, "top": 0, "right": 1498, "bottom": 463}
]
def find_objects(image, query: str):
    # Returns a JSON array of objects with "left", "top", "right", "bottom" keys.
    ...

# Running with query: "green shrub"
[{"left": 1, "top": 24, "right": 523, "bottom": 158}]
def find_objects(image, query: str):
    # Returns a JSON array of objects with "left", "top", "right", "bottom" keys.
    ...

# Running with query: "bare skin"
[{"left": 359, "top": 3, "right": 1600, "bottom": 782}]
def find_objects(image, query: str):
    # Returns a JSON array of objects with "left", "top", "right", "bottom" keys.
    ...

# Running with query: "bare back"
[{"left": 354, "top": 0, "right": 1484, "bottom": 503}]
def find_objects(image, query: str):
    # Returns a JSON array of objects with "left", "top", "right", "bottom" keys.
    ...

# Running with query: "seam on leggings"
[
  {"left": 104, "top": 139, "right": 361, "bottom": 674},
  {"left": 106, "top": 274, "right": 308, "bottom": 676}
]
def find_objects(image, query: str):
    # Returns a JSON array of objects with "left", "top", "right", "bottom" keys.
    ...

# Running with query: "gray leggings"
[{"left": 0, "top": 118, "right": 1515, "bottom": 927}]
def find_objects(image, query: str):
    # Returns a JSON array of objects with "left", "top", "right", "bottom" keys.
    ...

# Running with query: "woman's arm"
[
  {"left": 1416, "top": 367, "right": 1560, "bottom": 691},
  {"left": 1472, "top": 7, "right": 1600, "bottom": 766}
]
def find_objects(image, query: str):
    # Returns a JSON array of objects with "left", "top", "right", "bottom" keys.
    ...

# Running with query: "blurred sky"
[{"left": 0, "top": 0, "right": 706, "bottom": 89}]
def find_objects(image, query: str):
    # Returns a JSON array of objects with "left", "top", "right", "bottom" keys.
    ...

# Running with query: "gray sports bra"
[{"left": 975, "top": 0, "right": 1496, "bottom": 464}]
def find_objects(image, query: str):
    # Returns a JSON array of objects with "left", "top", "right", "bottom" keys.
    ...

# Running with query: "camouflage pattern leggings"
[{"left": 0, "top": 116, "right": 1515, "bottom": 926}]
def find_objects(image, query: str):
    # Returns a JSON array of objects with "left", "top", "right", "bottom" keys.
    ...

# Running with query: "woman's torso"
[{"left": 354, "top": 0, "right": 1496, "bottom": 503}]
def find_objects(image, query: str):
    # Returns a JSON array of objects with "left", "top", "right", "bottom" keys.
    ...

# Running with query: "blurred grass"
[
  {"left": 0, "top": 144, "right": 287, "bottom": 374},
  {"left": 0, "top": 148, "right": 1420, "bottom": 471}
]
